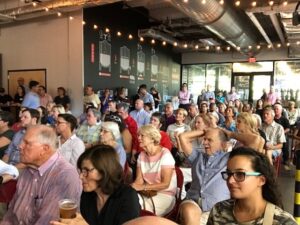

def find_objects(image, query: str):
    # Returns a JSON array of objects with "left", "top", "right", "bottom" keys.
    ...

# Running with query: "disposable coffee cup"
[{"left": 59, "top": 199, "right": 77, "bottom": 219}]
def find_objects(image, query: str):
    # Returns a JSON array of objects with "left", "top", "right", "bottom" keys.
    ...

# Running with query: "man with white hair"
[
  {"left": 1, "top": 125, "right": 82, "bottom": 225},
  {"left": 262, "top": 105, "right": 286, "bottom": 163}
]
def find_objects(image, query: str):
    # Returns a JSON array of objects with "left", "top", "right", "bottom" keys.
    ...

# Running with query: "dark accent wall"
[{"left": 83, "top": 2, "right": 181, "bottom": 100}]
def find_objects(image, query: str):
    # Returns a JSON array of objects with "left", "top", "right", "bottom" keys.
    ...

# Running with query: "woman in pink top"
[
  {"left": 178, "top": 83, "right": 191, "bottom": 111},
  {"left": 131, "top": 125, "right": 177, "bottom": 216}
]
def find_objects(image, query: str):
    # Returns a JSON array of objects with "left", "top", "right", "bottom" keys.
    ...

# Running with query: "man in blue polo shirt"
[{"left": 22, "top": 80, "right": 40, "bottom": 109}]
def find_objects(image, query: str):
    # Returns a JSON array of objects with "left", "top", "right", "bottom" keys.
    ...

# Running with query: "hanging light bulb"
[
  {"left": 162, "top": 41, "right": 166, "bottom": 46},
  {"left": 236, "top": 46, "right": 241, "bottom": 51},
  {"left": 256, "top": 45, "right": 261, "bottom": 49},
  {"left": 93, "top": 24, "right": 98, "bottom": 29},
  {"left": 226, "top": 46, "right": 231, "bottom": 51},
  {"left": 219, "top": 0, "right": 224, "bottom": 5},
  {"left": 235, "top": 1, "right": 240, "bottom": 6},
  {"left": 205, "top": 46, "right": 210, "bottom": 50},
  {"left": 251, "top": 1, "right": 257, "bottom": 7},
  {"left": 151, "top": 39, "right": 155, "bottom": 44},
  {"left": 82, "top": 21, "right": 86, "bottom": 25},
  {"left": 297, "top": 41, "right": 300, "bottom": 45},
  {"left": 248, "top": 45, "right": 252, "bottom": 49},
  {"left": 195, "top": 45, "right": 199, "bottom": 49},
  {"left": 117, "top": 31, "right": 122, "bottom": 36},
  {"left": 128, "top": 34, "right": 133, "bottom": 40},
  {"left": 286, "top": 42, "right": 290, "bottom": 47},
  {"left": 69, "top": 16, "right": 73, "bottom": 21},
  {"left": 45, "top": 7, "right": 49, "bottom": 12},
  {"left": 267, "top": 44, "right": 272, "bottom": 48},
  {"left": 216, "top": 46, "right": 221, "bottom": 51},
  {"left": 139, "top": 37, "right": 144, "bottom": 42},
  {"left": 269, "top": 1, "right": 274, "bottom": 6},
  {"left": 173, "top": 42, "right": 178, "bottom": 47},
  {"left": 183, "top": 0, "right": 188, "bottom": 3},
  {"left": 201, "top": 0, "right": 206, "bottom": 4},
  {"left": 32, "top": 2, "right": 37, "bottom": 7},
  {"left": 105, "top": 28, "right": 110, "bottom": 33},
  {"left": 183, "top": 43, "right": 188, "bottom": 48},
  {"left": 283, "top": 1, "right": 288, "bottom": 6}
]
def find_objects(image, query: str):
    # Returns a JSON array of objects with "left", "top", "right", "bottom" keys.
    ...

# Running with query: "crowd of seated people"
[{"left": 0, "top": 81, "right": 298, "bottom": 225}]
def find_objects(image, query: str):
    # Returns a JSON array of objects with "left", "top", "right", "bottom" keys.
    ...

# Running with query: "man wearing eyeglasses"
[
  {"left": 1, "top": 125, "right": 82, "bottom": 225},
  {"left": 178, "top": 128, "right": 230, "bottom": 225}
]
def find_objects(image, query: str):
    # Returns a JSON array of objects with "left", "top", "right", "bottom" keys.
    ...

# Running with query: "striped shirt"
[
  {"left": 76, "top": 122, "right": 101, "bottom": 144},
  {"left": 137, "top": 147, "right": 176, "bottom": 196},
  {"left": 1, "top": 152, "right": 82, "bottom": 225}
]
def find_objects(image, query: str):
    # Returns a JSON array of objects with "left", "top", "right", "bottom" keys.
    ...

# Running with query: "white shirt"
[
  {"left": 0, "top": 160, "right": 19, "bottom": 178},
  {"left": 58, "top": 134, "right": 85, "bottom": 167}
]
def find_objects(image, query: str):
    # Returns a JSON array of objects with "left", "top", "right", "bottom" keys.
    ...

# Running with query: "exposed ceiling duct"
[
  {"left": 169, "top": 0, "right": 259, "bottom": 55},
  {"left": 138, "top": 28, "right": 179, "bottom": 45}
]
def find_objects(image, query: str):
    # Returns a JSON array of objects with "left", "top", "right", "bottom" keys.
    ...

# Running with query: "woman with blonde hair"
[
  {"left": 222, "top": 112, "right": 265, "bottom": 153},
  {"left": 131, "top": 125, "right": 177, "bottom": 216}
]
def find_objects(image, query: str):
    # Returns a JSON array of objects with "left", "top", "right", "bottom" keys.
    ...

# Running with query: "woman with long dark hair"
[{"left": 207, "top": 147, "right": 296, "bottom": 224}]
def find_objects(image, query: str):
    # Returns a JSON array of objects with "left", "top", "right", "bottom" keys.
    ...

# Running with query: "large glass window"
[
  {"left": 182, "top": 63, "right": 232, "bottom": 103},
  {"left": 182, "top": 65, "right": 206, "bottom": 103},
  {"left": 233, "top": 62, "right": 273, "bottom": 73},
  {"left": 275, "top": 61, "right": 300, "bottom": 103},
  {"left": 207, "top": 64, "right": 232, "bottom": 92}
]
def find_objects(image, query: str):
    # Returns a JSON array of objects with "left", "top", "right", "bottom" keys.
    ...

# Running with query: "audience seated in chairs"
[
  {"left": 51, "top": 145, "right": 140, "bottom": 225},
  {"left": 207, "top": 147, "right": 297, "bottom": 224},
  {"left": 178, "top": 128, "right": 230, "bottom": 225},
  {"left": 131, "top": 125, "right": 177, "bottom": 216},
  {"left": 1, "top": 125, "right": 82, "bottom": 225}
]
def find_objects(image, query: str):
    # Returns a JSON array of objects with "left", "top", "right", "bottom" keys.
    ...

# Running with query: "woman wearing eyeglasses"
[
  {"left": 207, "top": 147, "right": 296, "bottom": 225},
  {"left": 100, "top": 121, "right": 126, "bottom": 169},
  {"left": 51, "top": 145, "right": 140, "bottom": 225}
]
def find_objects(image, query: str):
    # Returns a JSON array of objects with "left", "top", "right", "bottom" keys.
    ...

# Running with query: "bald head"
[
  {"left": 123, "top": 217, "right": 178, "bottom": 225},
  {"left": 135, "top": 99, "right": 144, "bottom": 110}
]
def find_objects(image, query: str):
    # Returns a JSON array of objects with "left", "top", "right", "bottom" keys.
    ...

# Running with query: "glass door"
[{"left": 253, "top": 75, "right": 271, "bottom": 101}]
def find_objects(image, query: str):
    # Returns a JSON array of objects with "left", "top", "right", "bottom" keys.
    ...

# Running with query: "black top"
[
  {"left": 274, "top": 116, "right": 290, "bottom": 130},
  {"left": 151, "top": 92, "right": 160, "bottom": 109},
  {"left": 14, "top": 94, "right": 25, "bottom": 104},
  {"left": 0, "top": 94, "right": 13, "bottom": 104},
  {"left": 54, "top": 95, "right": 71, "bottom": 108},
  {"left": 80, "top": 184, "right": 140, "bottom": 225},
  {"left": 0, "top": 130, "right": 14, "bottom": 159}
]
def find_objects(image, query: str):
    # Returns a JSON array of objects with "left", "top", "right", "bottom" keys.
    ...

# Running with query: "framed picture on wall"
[{"left": 7, "top": 69, "right": 46, "bottom": 96}]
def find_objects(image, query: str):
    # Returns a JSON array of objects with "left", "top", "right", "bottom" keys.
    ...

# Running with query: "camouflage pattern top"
[{"left": 207, "top": 199, "right": 297, "bottom": 225}]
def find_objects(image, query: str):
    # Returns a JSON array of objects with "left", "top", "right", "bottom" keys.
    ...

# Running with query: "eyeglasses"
[
  {"left": 78, "top": 168, "right": 95, "bottom": 177},
  {"left": 221, "top": 171, "right": 261, "bottom": 182},
  {"left": 55, "top": 121, "right": 67, "bottom": 125}
]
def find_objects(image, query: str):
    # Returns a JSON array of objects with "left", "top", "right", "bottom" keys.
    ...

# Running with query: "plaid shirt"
[{"left": 76, "top": 122, "right": 101, "bottom": 144}]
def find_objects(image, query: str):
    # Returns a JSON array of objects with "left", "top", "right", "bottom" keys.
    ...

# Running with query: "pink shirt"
[
  {"left": 137, "top": 147, "right": 176, "bottom": 196},
  {"left": 178, "top": 90, "right": 191, "bottom": 104},
  {"left": 40, "top": 93, "right": 53, "bottom": 107},
  {"left": 2, "top": 152, "right": 82, "bottom": 225}
]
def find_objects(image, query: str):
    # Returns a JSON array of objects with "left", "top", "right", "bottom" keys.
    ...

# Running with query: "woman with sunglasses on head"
[
  {"left": 207, "top": 147, "right": 296, "bottom": 225},
  {"left": 51, "top": 145, "right": 140, "bottom": 225}
]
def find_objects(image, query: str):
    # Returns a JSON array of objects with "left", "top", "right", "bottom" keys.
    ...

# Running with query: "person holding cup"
[
  {"left": 1, "top": 125, "right": 82, "bottom": 225},
  {"left": 51, "top": 144, "right": 140, "bottom": 225}
]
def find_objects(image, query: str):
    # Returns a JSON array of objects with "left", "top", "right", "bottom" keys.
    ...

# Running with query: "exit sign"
[{"left": 248, "top": 57, "right": 256, "bottom": 63}]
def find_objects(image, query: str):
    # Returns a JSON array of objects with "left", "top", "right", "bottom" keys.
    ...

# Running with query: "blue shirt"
[
  {"left": 129, "top": 109, "right": 150, "bottom": 128},
  {"left": 140, "top": 92, "right": 154, "bottom": 105},
  {"left": 186, "top": 149, "right": 230, "bottom": 212},
  {"left": 5, "top": 129, "right": 25, "bottom": 165},
  {"left": 115, "top": 143, "right": 126, "bottom": 169},
  {"left": 22, "top": 91, "right": 40, "bottom": 109}
]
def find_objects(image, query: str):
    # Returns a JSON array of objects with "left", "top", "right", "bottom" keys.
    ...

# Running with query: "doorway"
[{"left": 233, "top": 72, "right": 272, "bottom": 103}]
